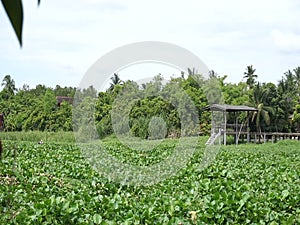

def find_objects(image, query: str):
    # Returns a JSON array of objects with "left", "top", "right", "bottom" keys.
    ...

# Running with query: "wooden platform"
[{"left": 225, "top": 131, "right": 300, "bottom": 144}]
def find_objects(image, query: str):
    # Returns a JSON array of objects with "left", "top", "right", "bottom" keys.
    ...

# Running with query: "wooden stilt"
[{"left": 224, "top": 111, "right": 227, "bottom": 145}]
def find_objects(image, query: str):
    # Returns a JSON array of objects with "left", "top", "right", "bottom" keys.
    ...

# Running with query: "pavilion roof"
[{"left": 204, "top": 104, "right": 257, "bottom": 112}]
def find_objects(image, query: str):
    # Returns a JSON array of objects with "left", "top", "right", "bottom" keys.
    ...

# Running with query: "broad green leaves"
[{"left": 0, "top": 139, "right": 300, "bottom": 224}]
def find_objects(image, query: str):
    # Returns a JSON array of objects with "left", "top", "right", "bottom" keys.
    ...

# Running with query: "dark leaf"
[
  {"left": 38, "top": 0, "right": 41, "bottom": 6},
  {"left": 1, "top": 0, "right": 23, "bottom": 46}
]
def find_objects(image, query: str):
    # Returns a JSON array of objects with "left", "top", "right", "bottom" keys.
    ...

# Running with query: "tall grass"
[{"left": 0, "top": 131, "right": 75, "bottom": 143}]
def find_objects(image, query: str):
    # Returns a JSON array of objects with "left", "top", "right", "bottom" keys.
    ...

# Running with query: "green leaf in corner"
[{"left": 1, "top": 0, "right": 24, "bottom": 46}]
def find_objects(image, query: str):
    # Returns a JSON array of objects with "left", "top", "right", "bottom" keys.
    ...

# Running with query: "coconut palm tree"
[
  {"left": 250, "top": 83, "right": 274, "bottom": 133},
  {"left": 284, "top": 70, "right": 296, "bottom": 93},
  {"left": 276, "top": 76, "right": 296, "bottom": 132},
  {"left": 293, "top": 67, "right": 300, "bottom": 96},
  {"left": 108, "top": 73, "right": 123, "bottom": 91},
  {"left": 243, "top": 65, "right": 258, "bottom": 89},
  {"left": 1, "top": 74, "right": 16, "bottom": 96},
  {"left": 188, "top": 67, "right": 198, "bottom": 76},
  {"left": 208, "top": 70, "right": 218, "bottom": 79}
]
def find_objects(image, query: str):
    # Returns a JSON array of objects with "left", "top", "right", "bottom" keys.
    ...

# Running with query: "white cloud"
[
  {"left": 1, "top": 0, "right": 300, "bottom": 88},
  {"left": 272, "top": 29, "right": 300, "bottom": 52}
]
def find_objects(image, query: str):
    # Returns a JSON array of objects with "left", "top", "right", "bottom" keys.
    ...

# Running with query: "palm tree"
[
  {"left": 284, "top": 70, "right": 296, "bottom": 93},
  {"left": 108, "top": 73, "right": 123, "bottom": 91},
  {"left": 250, "top": 83, "right": 274, "bottom": 133},
  {"left": 293, "top": 67, "right": 300, "bottom": 97},
  {"left": 243, "top": 65, "right": 258, "bottom": 89},
  {"left": 141, "top": 83, "right": 147, "bottom": 90},
  {"left": 276, "top": 77, "right": 296, "bottom": 132},
  {"left": 209, "top": 70, "right": 218, "bottom": 79},
  {"left": 187, "top": 67, "right": 197, "bottom": 76},
  {"left": 1, "top": 74, "right": 16, "bottom": 96}
]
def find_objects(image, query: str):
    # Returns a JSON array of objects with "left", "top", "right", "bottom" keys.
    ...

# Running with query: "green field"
[
  {"left": 0, "top": 137, "right": 300, "bottom": 224},
  {"left": 0, "top": 131, "right": 75, "bottom": 143}
]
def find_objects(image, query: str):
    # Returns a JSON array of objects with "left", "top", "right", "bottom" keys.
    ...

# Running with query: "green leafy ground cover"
[
  {"left": 0, "top": 137, "right": 299, "bottom": 224},
  {"left": 0, "top": 131, "right": 75, "bottom": 143}
]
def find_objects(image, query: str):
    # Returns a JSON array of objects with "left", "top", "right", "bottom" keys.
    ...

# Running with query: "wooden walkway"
[{"left": 226, "top": 131, "right": 300, "bottom": 144}]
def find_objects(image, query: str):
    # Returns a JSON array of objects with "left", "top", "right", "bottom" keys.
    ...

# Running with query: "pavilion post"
[
  {"left": 224, "top": 111, "right": 227, "bottom": 145},
  {"left": 235, "top": 112, "right": 238, "bottom": 145},
  {"left": 247, "top": 111, "right": 250, "bottom": 143}
]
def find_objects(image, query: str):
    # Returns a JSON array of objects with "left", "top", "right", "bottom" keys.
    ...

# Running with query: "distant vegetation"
[
  {"left": 1, "top": 65, "right": 300, "bottom": 138},
  {"left": 0, "top": 131, "right": 75, "bottom": 143},
  {"left": 0, "top": 74, "right": 75, "bottom": 132}
]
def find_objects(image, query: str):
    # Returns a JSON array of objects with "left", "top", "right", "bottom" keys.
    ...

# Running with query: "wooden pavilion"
[{"left": 204, "top": 104, "right": 258, "bottom": 145}]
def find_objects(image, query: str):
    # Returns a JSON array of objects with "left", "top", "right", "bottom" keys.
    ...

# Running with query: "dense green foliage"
[
  {"left": 96, "top": 75, "right": 211, "bottom": 139},
  {"left": 0, "top": 138, "right": 299, "bottom": 224},
  {"left": 1, "top": 66, "right": 300, "bottom": 138},
  {"left": 92, "top": 67, "right": 300, "bottom": 138},
  {"left": 0, "top": 78, "right": 75, "bottom": 132}
]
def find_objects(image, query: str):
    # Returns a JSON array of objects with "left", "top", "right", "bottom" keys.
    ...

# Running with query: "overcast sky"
[{"left": 1, "top": 0, "right": 300, "bottom": 89}]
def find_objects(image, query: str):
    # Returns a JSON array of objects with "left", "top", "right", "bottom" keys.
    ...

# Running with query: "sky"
[{"left": 1, "top": 0, "right": 300, "bottom": 90}]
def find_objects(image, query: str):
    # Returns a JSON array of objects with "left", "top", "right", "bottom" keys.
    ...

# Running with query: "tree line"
[
  {"left": 1, "top": 65, "right": 300, "bottom": 138},
  {"left": 0, "top": 75, "right": 75, "bottom": 132}
]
